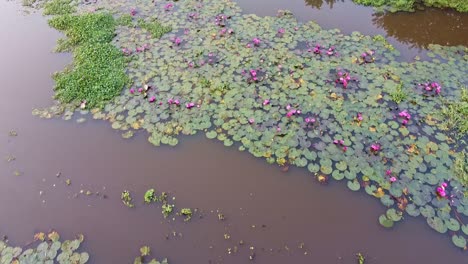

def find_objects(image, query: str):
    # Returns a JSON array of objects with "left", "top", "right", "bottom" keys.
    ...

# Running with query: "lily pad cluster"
[
  {"left": 35, "top": 0, "right": 468, "bottom": 250},
  {"left": 0, "top": 231, "right": 89, "bottom": 264}
]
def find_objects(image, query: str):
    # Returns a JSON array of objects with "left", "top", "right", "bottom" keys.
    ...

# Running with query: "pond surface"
[{"left": 0, "top": 0, "right": 467, "bottom": 263}]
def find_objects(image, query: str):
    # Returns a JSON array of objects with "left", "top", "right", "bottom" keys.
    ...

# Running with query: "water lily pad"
[
  {"left": 347, "top": 180, "right": 360, "bottom": 191},
  {"left": 379, "top": 214, "right": 394, "bottom": 228},
  {"left": 451, "top": 235, "right": 467, "bottom": 249}
]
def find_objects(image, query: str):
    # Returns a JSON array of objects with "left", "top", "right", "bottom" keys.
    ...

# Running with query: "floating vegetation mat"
[
  {"left": 33, "top": 0, "right": 468, "bottom": 250},
  {"left": 0, "top": 231, "right": 89, "bottom": 264}
]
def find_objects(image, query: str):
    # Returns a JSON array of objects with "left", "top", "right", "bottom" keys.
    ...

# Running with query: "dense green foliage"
[
  {"left": 48, "top": 13, "right": 128, "bottom": 108},
  {"left": 43, "top": 0, "right": 75, "bottom": 15},
  {"left": 353, "top": 0, "right": 468, "bottom": 12}
]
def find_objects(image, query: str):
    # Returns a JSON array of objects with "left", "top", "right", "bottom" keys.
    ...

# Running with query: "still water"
[{"left": 0, "top": 0, "right": 466, "bottom": 263}]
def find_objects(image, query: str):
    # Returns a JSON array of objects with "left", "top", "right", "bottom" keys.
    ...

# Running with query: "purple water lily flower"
[
  {"left": 186, "top": 102, "right": 195, "bottom": 109},
  {"left": 130, "top": 8, "right": 137, "bottom": 16},
  {"left": 138, "top": 88, "right": 143, "bottom": 93},
  {"left": 148, "top": 96, "right": 156, "bottom": 103},
  {"left": 129, "top": 88, "right": 135, "bottom": 94}
]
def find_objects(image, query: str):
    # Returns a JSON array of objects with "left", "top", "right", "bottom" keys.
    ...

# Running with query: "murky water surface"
[{"left": 0, "top": 0, "right": 466, "bottom": 263}]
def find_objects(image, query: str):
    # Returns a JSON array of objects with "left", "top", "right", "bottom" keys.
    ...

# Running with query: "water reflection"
[
  {"left": 305, "top": 0, "right": 344, "bottom": 9},
  {"left": 372, "top": 8, "right": 468, "bottom": 49}
]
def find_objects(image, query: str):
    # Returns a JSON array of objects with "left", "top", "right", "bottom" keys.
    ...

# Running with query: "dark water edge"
[{"left": 0, "top": 0, "right": 466, "bottom": 263}]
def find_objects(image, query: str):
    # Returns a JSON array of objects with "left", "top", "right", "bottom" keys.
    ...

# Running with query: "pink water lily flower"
[
  {"left": 138, "top": 88, "right": 143, "bottom": 93},
  {"left": 370, "top": 144, "right": 381, "bottom": 152},
  {"left": 436, "top": 182, "right": 448, "bottom": 198},
  {"left": 278, "top": 28, "right": 285, "bottom": 34},
  {"left": 164, "top": 3, "right": 174, "bottom": 11},
  {"left": 357, "top": 113, "right": 363, "bottom": 121},
  {"left": 248, "top": 118, "right": 255, "bottom": 124},
  {"left": 186, "top": 102, "right": 195, "bottom": 109},
  {"left": 130, "top": 8, "right": 137, "bottom": 16},
  {"left": 385, "top": 169, "right": 392, "bottom": 176},
  {"left": 262, "top": 99, "right": 270, "bottom": 106},
  {"left": 122, "top": 48, "right": 132, "bottom": 56},
  {"left": 390, "top": 177, "right": 397, "bottom": 183},
  {"left": 174, "top": 38, "right": 182, "bottom": 45},
  {"left": 148, "top": 96, "right": 156, "bottom": 103},
  {"left": 129, "top": 88, "right": 135, "bottom": 94},
  {"left": 252, "top": 38, "right": 261, "bottom": 46},
  {"left": 174, "top": 99, "right": 180, "bottom": 105}
]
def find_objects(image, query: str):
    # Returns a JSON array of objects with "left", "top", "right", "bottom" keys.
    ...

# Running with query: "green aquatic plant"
[
  {"left": 389, "top": 83, "right": 407, "bottom": 104},
  {"left": 144, "top": 189, "right": 157, "bottom": 203},
  {"left": 356, "top": 252, "right": 365, "bottom": 264},
  {"left": 180, "top": 208, "right": 193, "bottom": 221},
  {"left": 453, "top": 152, "right": 468, "bottom": 195},
  {"left": 37, "top": 0, "right": 468, "bottom": 250},
  {"left": 440, "top": 87, "right": 468, "bottom": 138},
  {"left": 116, "top": 14, "right": 133, "bottom": 27},
  {"left": 161, "top": 204, "right": 174, "bottom": 218},
  {"left": 48, "top": 12, "right": 129, "bottom": 108},
  {"left": 133, "top": 245, "right": 169, "bottom": 264},
  {"left": 0, "top": 231, "right": 89, "bottom": 263},
  {"left": 43, "top": 0, "right": 75, "bottom": 15},
  {"left": 137, "top": 18, "right": 172, "bottom": 39},
  {"left": 353, "top": 0, "right": 468, "bottom": 12},
  {"left": 121, "top": 190, "right": 134, "bottom": 208}
]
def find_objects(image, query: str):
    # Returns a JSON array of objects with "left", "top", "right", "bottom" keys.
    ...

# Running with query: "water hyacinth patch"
[{"left": 36, "top": 0, "right": 468, "bottom": 250}]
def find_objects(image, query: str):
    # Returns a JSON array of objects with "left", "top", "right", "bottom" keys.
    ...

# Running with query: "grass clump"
[
  {"left": 390, "top": 83, "right": 408, "bottom": 104},
  {"left": 43, "top": 0, "right": 75, "bottom": 15},
  {"left": 48, "top": 13, "right": 129, "bottom": 108},
  {"left": 440, "top": 87, "right": 468, "bottom": 137},
  {"left": 137, "top": 18, "right": 172, "bottom": 38}
]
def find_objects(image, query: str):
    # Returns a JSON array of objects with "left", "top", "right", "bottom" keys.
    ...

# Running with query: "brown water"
[{"left": 0, "top": 0, "right": 467, "bottom": 263}]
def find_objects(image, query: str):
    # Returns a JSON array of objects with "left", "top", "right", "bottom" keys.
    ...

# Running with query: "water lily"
[
  {"left": 305, "top": 117, "right": 315, "bottom": 124},
  {"left": 186, "top": 102, "right": 195, "bottom": 109},
  {"left": 436, "top": 182, "right": 448, "bottom": 198},
  {"left": 130, "top": 8, "right": 137, "bottom": 16},
  {"left": 252, "top": 38, "right": 261, "bottom": 46},
  {"left": 164, "top": 3, "right": 174, "bottom": 11},
  {"left": 174, "top": 38, "right": 182, "bottom": 46},
  {"left": 357, "top": 113, "right": 363, "bottom": 121},
  {"left": 122, "top": 48, "right": 132, "bottom": 56},
  {"left": 148, "top": 96, "right": 156, "bottom": 103},
  {"left": 129, "top": 88, "right": 135, "bottom": 94},
  {"left": 262, "top": 99, "right": 270, "bottom": 106},
  {"left": 138, "top": 88, "right": 143, "bottom": 93},
  {"left": 248, "top": 118, "right": 255, "bottom": 124},
  {"left": 335, "top": 71, "right": 352, "bottom": 88},
  {"left": 419, "top": 81, "right": 441, "bottom": 95},
  {"left": 370, "top": 143, "right": 381, "bottom": 152},
  {"left": 390, "top": 177, "right": 397, "bottom": 183},
  {"left": 385, "top": 169, "right": 392, "bottom": 176}
]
